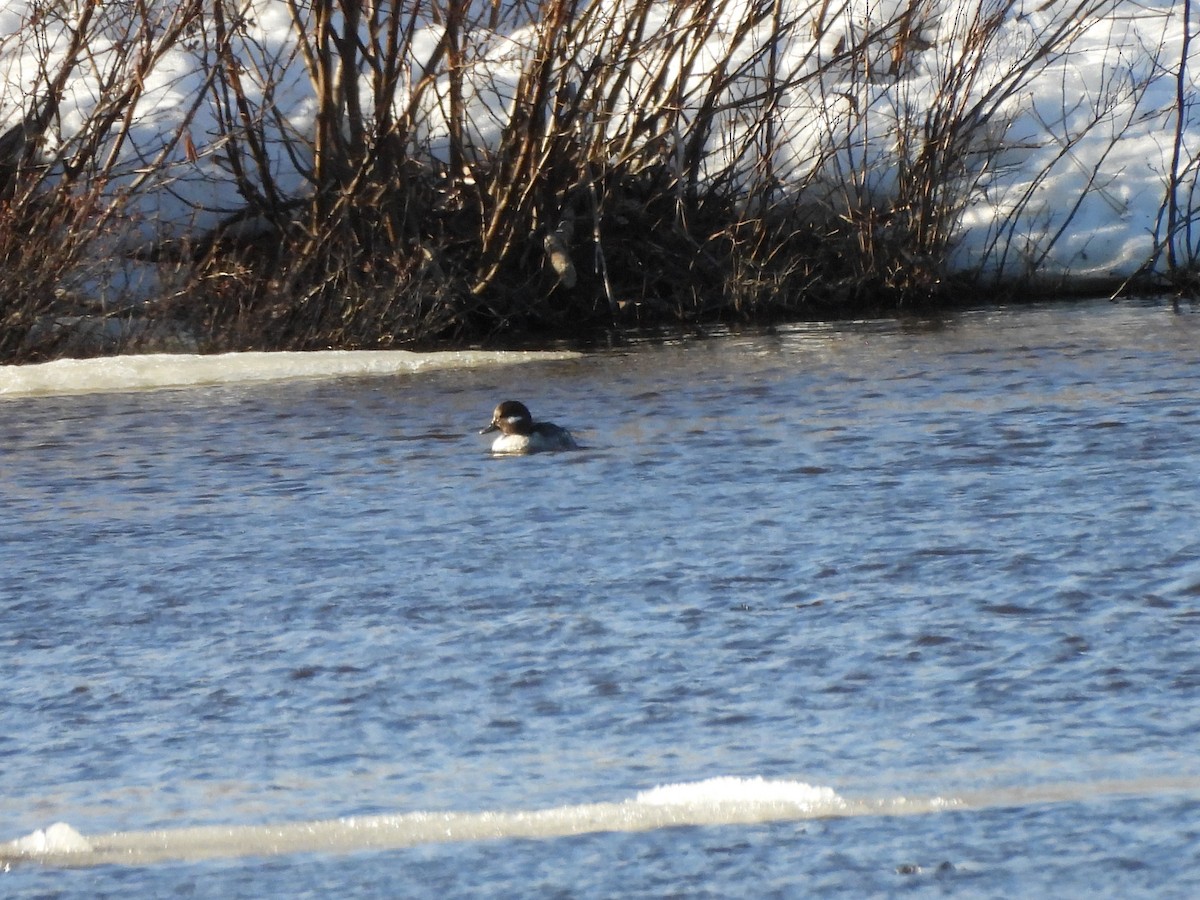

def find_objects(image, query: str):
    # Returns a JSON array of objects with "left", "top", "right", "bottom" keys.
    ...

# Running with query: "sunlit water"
[{"left": 3, "top": 300, "right": 1200, "bottom": 896}]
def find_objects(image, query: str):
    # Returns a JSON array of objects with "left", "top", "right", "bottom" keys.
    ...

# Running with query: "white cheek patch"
[{"left": 503, "top": 415, "right": 524, "bottom": 426}]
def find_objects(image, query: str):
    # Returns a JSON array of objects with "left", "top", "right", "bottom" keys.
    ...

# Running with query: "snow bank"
[{"left": 0, "top": 0, "right": 1195, "bottom": 299}]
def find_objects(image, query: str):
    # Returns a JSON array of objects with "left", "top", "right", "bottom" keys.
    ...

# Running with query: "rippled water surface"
[{"left": 3, "top": 300, "right": 1200, "bottom": 896}]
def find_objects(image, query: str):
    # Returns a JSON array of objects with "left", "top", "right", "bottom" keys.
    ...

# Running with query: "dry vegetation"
[{"left": 0, "top": 0, "right": 1193, "bottom": 361}]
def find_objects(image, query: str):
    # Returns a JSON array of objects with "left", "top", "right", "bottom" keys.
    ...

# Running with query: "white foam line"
[{"left": 0, "top": 349, "right": 580, "bottom": 398}]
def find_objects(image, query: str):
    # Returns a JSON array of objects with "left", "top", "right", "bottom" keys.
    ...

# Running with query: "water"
[{"left": 3, "top": 299, "right": 1200, "bottom": 896}]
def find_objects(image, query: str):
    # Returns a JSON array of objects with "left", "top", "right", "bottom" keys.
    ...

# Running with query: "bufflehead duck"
[{"left": 480, "top": 400, "right": 578, "bottom": 454}]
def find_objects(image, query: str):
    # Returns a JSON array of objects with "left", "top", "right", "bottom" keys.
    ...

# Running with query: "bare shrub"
[
  {"left": 1154, "top": 0, "right": 1200, "bottom": 293},
  {"left": 0, "top": 0, "right": 206, "bottom": 359},
  {"left": 0, "top": 0, "right": 1189, "bottom": 360}
]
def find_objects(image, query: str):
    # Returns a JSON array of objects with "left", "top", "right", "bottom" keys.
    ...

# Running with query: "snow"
[
  {"left": 5, "top": 822, "right": 91, "bottom": 855},
  {"left": 635, "top": 776, "right": 843, "bottom": 809},
  {"left": 0, "top": 0, "right": 1196, "bottom": 300}
]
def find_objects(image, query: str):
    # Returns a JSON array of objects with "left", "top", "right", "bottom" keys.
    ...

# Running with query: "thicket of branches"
[{"left": 0, "top": 0, "right": 1194, "bottom": 361}]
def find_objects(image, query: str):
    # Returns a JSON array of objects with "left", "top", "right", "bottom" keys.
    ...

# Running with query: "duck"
[{"left": 480, "top": 400, "right": 578, "bottom": 454}]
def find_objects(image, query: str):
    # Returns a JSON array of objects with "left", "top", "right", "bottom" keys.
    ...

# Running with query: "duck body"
[{"left": 481, "top": 400, "right": 578, "bottom": 454}]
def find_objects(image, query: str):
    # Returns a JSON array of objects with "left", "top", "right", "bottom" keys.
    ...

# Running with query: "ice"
[
  {"left": 7, "top": 822, "right": 92, "bottom": 855},
  {"left": 635, "top": 776, "right": 842, "bottom": 809},
  {"left": 0, "top": 349, "right": 579, "bottom": 398}
]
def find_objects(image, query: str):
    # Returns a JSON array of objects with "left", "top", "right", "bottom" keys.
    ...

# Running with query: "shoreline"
[
  {"left": 7, "top": 277, "right": 1187, "bottom": 365},
  {"left": 4, "top": 285, "right": 1192, "bottom": 369}
]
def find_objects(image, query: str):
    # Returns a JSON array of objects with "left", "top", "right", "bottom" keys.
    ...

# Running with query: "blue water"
[{"left": 3, "top": 300, "right": 1200, "bottom": 895}]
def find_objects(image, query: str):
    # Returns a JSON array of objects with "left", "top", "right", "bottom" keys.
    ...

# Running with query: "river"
[{"left": 2, "top": 299, "right": 1199, "bottom": 896}]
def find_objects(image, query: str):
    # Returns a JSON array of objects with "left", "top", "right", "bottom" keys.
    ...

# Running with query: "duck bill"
[{"left": 480, "top": 423, "right": 499, "bottom": 434}]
